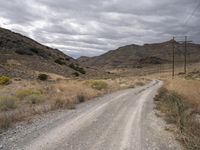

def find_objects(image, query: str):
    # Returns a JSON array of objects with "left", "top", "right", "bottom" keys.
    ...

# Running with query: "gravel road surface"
[{"left": 0, "top": 80, "right": 182, "bottom": 150}]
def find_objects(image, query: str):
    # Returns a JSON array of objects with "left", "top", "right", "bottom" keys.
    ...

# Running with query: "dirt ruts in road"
[{"left": 0, "top": 80, "right": 182, "bottom": 150}]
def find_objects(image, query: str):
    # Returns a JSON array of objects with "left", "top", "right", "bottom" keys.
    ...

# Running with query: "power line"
[
  {"left": 183, "top": 1, "right": 200, "bottom": 27},
  {"left": 173, "top": 36, "right": 193, "bottom": 76}
]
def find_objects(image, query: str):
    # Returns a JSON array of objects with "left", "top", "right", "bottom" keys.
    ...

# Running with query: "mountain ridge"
[
  {"left": 78, "top": 40, "right": 200, "bottom": 69},
  {"left": 0, "top": 27, "right": 89, "bottom": 78}
]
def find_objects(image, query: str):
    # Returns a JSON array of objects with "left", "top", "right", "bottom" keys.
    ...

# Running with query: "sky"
[{"left": 0, "top": 0, "right": 200, "bottom": 58}]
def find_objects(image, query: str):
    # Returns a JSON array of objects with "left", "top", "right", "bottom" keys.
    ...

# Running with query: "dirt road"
[{"left": 0, "top": 80, "right": 182, "bottom": 150}]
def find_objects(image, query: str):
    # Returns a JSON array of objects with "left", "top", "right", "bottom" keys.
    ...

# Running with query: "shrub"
[
  {"left": 72, "top": 72, "right": 79, "bottom": 77},
  {"left": 67, "top": 102, "right": 76, "bottom": 109},
  {"left": 69, "top": 63, "right": 86, "bottom": 74},
  {"left": 0, "top": 76, "right": 10, "bottom": 85},
  {"left": 38, "top": 74, "right": 48, "bottom": 81},
  {"left": 65, "top": 57, "right": 70, "bottom": 61},
  {"left": 0, "top": 114, "right": 12, "bottom": 129},
  {"left": 30, "top": 48, "right": 39, "bottom": 54},
  {"left": 24, "top": 94, "right": 43, "bottom": 104},
  {"left": 55, "top": 98, "right": 65, "bottom": 108},
  {"left": 85, "top": 80, "right": 108, "bottom": 90},
  {"left": 16, "top": 90, "right": 33, "bottom": 99},
  {"left": 155, "top": 88, "right": 200, "bottom": 150},
  {"left": 15, "top": 49, "right": 33, "bottom": 55},
  {"left": 135, "top": 81, "right": 145, "bottom": 86},
  {"left": 54, "top": 58, "right": 66, "bottom": 65},
  {"left": 77, "top": 67, "right": 86, "bottom": 74},
  {"left": 69, "top": 63, "right": 76, "bottom": 69},
  {"left": 0, "top": 96, "right": 17, "bottom": 111},
  {"left": 77, "top": 94, "right": 85, "bottom": 103},
  {"left": 92, "top": 81, "right": 108, "bottom": 90}
]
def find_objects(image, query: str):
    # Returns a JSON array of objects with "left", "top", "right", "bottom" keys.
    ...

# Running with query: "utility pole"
[
  {"left": 172, "top": 37, "right": 175, "bottom": 78},
  {"left": 177, "top": 36, "right": 192, "bottom": 75},
  {"left": 184, "top": 36, "right": 187, "bottom": 74}
]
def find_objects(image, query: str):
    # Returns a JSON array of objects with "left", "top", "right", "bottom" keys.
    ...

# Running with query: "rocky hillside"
[
  {"left": 78, "top": 40, "right": 200, "bottom": 69},
  {"left": 0, "top": 27, "right": 89, "bottom": 78}
]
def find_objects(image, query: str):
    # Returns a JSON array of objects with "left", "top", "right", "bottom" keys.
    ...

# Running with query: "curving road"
[{"left": 0, "top": 80, "right": 182, "bottom": 150}]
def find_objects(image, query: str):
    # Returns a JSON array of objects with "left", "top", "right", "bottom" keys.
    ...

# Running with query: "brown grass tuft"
[{"left": 155, "top": 86, "right": 200, "bottom": 150}]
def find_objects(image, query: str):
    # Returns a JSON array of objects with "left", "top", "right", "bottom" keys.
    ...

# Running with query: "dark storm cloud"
[{"left": 0, "top": 0, "right": 199, "bottom": 58}]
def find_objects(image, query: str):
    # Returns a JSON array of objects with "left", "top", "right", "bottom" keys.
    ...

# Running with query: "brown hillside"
[
  {"left": 78, "top": 40, "right": 200, "bottom": 69},
  {"left": 0, "top": 27, "right": 88, "bottom": 78}
]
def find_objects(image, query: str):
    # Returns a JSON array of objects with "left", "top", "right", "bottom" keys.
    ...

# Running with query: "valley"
[{"left": 0, "top": 27, "right": 200, "bottom": 150}]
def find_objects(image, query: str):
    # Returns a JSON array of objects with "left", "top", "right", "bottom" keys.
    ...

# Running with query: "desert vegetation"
[
  {"left": 54, "top": 58, "right": 66, "bottom": 65},
  {"left": 0, "top": 96, "right": 17, "bottom": 111},
  {"left": 0, "top": 76, "right": 10, "bottom": 85},
  {"left": 155, "top": 78, "right": 200, "bottom": 150},
  {"left": 38, "top": 74, "right": 48, "bottom": 81},
  {"left": 84, "top": 80, "right": 108, "bottom": 90},
  {"left": 69, "top": 63, "right": 86, "bottom": 74},
  {"left": 0, "top": 76, "right": 148, "bottom": 130}
]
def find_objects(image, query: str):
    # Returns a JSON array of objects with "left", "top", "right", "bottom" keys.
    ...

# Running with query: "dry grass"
[
  {"left": 155, "top": 78, "right": 200, "bottom": 150},
  {"left": 165, "top": 79, "right": 200, "bottom": 109},
  {"left": 0, "top": 76, "right": 149, "bottom": 130},
  {"left": 0, "top": 96, "right": 17, "bottom": 111},
  {"left": 84, "top": 80, "right": 108, "bottom": 90}
]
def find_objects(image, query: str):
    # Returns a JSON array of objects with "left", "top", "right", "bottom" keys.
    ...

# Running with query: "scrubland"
[
  {"left": 155, "top": 70, "right": 200, "bottom": 150},
  {"left": 0, "top": 74, "right": 149, "bottom": 131}
]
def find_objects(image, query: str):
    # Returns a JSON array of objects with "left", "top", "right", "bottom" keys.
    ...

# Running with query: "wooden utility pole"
[
  {"left": 177, "top": 36, "right": 192, "bottom": 75},
  {"left": 184, "top": 36, "right": 187, "bottom": 74},
  {"left": 172, "top": 37, "right": 175, "bottom": 78}
]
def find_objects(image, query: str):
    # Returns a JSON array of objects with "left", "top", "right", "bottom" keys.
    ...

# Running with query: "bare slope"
[{"left": 78, "top": 40, "right": 200, "bottom": 69}]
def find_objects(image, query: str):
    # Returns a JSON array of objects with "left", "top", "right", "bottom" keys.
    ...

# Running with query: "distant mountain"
[
  {"left": 0, "top": 27, "right": 89, "bottom": 78},
  {"left": 78, "top": 40, "right": 200, "bottom": 69}
]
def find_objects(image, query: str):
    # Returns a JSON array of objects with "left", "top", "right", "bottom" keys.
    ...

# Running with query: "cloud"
[{"left": 0, "top": 0, "right": 199, "bottom": 58}]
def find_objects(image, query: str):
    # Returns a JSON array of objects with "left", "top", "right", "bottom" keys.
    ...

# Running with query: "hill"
[
  {"left": 78, "top": 40, "right": 200, "bottom": 69},
  {"left": 0, "top": 27, "right": 91, "bottom": 79}
]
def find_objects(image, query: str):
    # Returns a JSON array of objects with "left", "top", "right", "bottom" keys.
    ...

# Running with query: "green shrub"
[
  {"left": 85, "top": 80, "right": 108, "bottom": 90},
  {"left": 77, "top": 67, "right": 86, "bottom": 74},
  {"left": 16, "top": 89, "right": 41, "bottom": 100},
  {"left": 69, "top": 63, "right": 76, "bottom": 69},
  {"left": 54, "top": 58, "right": 66, "bottom": 65},
  {"left": 77, "top": 94, "right": 85, "bottom": 103},
  {"left": 38, "top": 74, "right": 48, "bottom": 81},
  {"left": 16, "top": 90, "right": 33, "bottom": 99},
  {"left": 0, "top": 96, "right": 17, "bottom": 111},
  {"left": 0, "top": 76, "right": 10, "bottom": 85},
  {"left": 69, "top": 63, "right": 86, "bottom": 74},
  {"left": 92, "top": 81, "right": 108, "bottom": 90}
]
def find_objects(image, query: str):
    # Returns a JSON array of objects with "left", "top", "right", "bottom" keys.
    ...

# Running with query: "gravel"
[{"left": 0, "top": 80, "right": 183, "bottom": 150}]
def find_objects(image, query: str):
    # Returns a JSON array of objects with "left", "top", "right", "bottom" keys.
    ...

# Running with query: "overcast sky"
[{"left": 0, "top": 0, "right": 199, "bottom": 58}]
